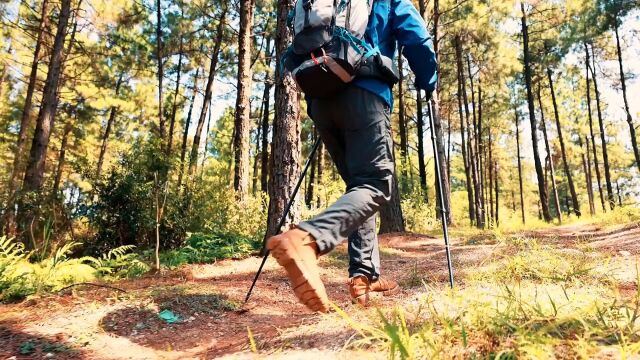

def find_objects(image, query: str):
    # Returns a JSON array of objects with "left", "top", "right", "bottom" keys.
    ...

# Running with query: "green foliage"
[
  {"left": 88, "top": 139, "right": 186, "bottom": 253},
  {"left": 160, "top": 232, "right": 260, "bottom": 268},
  {"left": 0, "top": 236, "right": 148, "bottom": 301},
  {"left": 93, "top": 245, "right": 150, "bottom": 279},
  {"left": 402, "top": 189, "right": 437, "bottom": 234}
]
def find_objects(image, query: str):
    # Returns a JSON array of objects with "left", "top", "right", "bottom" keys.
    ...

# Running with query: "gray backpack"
[{"left": 282, "top": 0, "right": 377, "bottom": 98}]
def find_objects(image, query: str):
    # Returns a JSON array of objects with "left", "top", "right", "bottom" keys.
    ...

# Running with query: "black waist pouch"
[{"left": 356, "top": 54, "right": 399, "bottom": 85}]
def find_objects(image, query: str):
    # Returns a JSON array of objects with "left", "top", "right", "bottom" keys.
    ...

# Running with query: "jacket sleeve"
[{"left": 391, "top": 0, "right": 438, "bottom": 92}]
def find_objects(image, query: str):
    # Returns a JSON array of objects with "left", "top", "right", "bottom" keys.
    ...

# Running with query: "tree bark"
[
  {"left": 166, "top": 27, "right": 184, "bottom": 156},
  {"left": 521, "top": 3, "right": 551, "bottom": 222},
  {"left": 178, "top": 67, "right": 200, "bottom": 189},
  {"left": 515, "top": 109, "right": 526, "bottom": 224},
  {"left": 380, "top": 109, "right": 405, "bottom": 233},
  {"left": 233, "top": 0, "right": 256, "bottom": 198},
  {"left": 266, "top": 0, "right": 302, "bottom": 238},
  {"left": 616, "top": 179, "right": 623, "bottom": 207},
  {"left": 455, "top": 37, "right": 474, "bottom": 225},
  {"left": 547, "top": 68, "right": 580, "bottom": 217},
  {"left": 156, "top": 0, "right": 165, "bottom": 140},
  {"left": 260, "top": 81, "right": 272, "bottom": 193},
  {"left": 467, "top": 54, "right": 485, "bottom": 227},
  {"left": 397, "top": 53, "right": 408, "bottom": 191},
  {"left": 305, "top": 132, "right": 317, "bottom": 208},
  {"left": 422, "top": 0, "right": 451, "bottom": 225},
  {"left": 488, "top": 128, "right": 494, "bottom": 226},
  {"left": 588, "top": 44, "right": 615, "bottom": 210},
  {"left": 53, "top": 122, "right": 73, "bottom": 196},
  {"left": 22, "top": 0, "right": 71, "bottom": 192},
  {"left": 199, "top": 98, "right": 214, "bottom": 178},
  {"left": 316, "top": 141, "right": 324, "bottom": 207},
  {"left": 379, "top": 174, "right": 405, "bottom": 233},
  {"left": 96, "top": 73, "right": 124, "bottom": 178},
  {"left": 3, "top": 0, "right": 50, "bottom": 235},
  {"left": 584, "top": 44, "right": 606, "bottom": 213},
  {"left": 494, "top": 159, "right": 499, "bottom": 227},
  {"left": 613, "top": 18, "right": 640, "bottom": 173},
  {"left": 537, "top": 86, "right": 562, "bottom": 223},
  {"left": 188, "top": 6, "right": 227, "bottom": 178},
  {"left": 579, "top": 135, "right": 595, "bottom": 216}
]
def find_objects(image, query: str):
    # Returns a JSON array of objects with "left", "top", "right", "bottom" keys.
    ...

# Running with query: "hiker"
[{"left": 267, "top": 0, "right": 437, "bottom": 312}]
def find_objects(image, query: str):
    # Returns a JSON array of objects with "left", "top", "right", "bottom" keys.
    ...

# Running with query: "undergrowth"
[
  {"left": 333, "top": 232, "right": 639, "bottom": 359},
  {"left": 159, "top": 232, "right": 260, "bottom": 268},
  {"left": 0, "top": 237, "right": 148, "bottom": 301}
]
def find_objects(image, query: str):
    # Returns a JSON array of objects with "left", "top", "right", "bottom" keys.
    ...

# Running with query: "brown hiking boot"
[
  {"left": 349, "top": 275, "right": 401, "bottom": 306},
  {"left": 266, "top": 228, "right": 330, "bottom": 313}
]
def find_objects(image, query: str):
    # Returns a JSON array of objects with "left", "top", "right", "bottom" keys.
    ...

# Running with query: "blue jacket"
[{"left": 353, "top": 0, "right": 438, "bottom": 108}]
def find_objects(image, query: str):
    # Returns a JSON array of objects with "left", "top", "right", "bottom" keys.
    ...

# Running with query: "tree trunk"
[
  {"left": 423, "top": 0, "right": 451, "bottom": 225},
  {"left": 3, "top": 0, "right": 50, "bottom": 235},
  {"left": 579, "top": 135, "right": 596, "bottom": 216},
  {"left": 521, "top": 3, "right": 551, "bottom": 222},
  {"left": 614, "top": 18, "right": 640, "bottom": 173},
  {"left": 199, "top": 98, "right": 214, "bottom": 177},
  {"left": 260, "top": 38, "right": 273, "bottom": 193},
  {"left": 188, "top": 6, "right": 227, "bottom": 178},
  {"left": 584, "top": 45, "right": 606, "bottom": 213},
  {"left": 494, "top": 160, "right": 499, "bottom": 227},
  {"left": 233, "top": 0, "right": 256, "bottom": 198},
  {"left": 379, "top": 174, "right": 405, "bottom": 233},
  {"left": 53, "top": 122, "right": 73, "bottom": 196},
  {"left": 167, "top": 29, "right": 184, "bottom": 156},
  {"left": 253, "top": 101, "right": 264, "bottom": 194},
  {"left": 429, "top": 92, "right": 452, "bottom": 225},
  {"left": 22, "top": 0, "right": 71, "bottom": 192},
  {"left": 488, "top": 128, "right": 494, "bottom": 226},
  {"left": 455, "top": 37, "right": 474, "bottom": 225},
  {"left": 467, "top": 54, "right": 484, "bottom": 228},
  {"left": 616, "top": 179, "right": 623, "bottom": 207},
  {"left": 266, "top": 0, "right": 302, "bottom": 238},
  {"left": 380, "top": 107, "right": 405, "bottom": 233},
  {"left": 177, "top": 67, "right": 200, "bottom": 189},
  {"left": 477, "top": 78, "right": 487, "bottom": 226},
  {"left": 397, "top": 53, "right": 409, "bottom": 192},
  {"left": 260, "top": 81, "right": 272, "bottom": 193},
  {"left": 589, "top": 44, "right": 615, "bottom": 210},
  {"left": 96, "top": 73, "right": 124, "bottom": 178},
  {"left": 547, "top": 68, "right": 580, "bottom": 217},
  {"left": 537, "top": 87, "right": 562, "bottom": 223},
  {"left": 316, "top": 141, "right": 324, "bottom": 207},
  {"left": 156, "top": 0, "right": 165, "bottom": 140},
  {"left": 515, "top": 109, "right": 526, "bottom": 224},
  {"left": 305, "top": 132, "right": 317, "bottom": 208}
]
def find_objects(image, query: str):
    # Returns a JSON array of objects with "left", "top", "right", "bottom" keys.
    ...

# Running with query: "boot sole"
[{"left": 267, "top": 237, "right": 330, "bottom": 313}]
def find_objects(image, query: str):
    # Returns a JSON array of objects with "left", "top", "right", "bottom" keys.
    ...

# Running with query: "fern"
[{"left": 0, "top": 237, "right": 148, "bottom": 301}]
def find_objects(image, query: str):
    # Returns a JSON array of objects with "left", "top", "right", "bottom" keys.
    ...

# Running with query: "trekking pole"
[
  {"left": 426, "top": 96, "right": 454, "bottom": 289},
  {"left": 244, "top": 138, "right": 322, "bottom": 304}
]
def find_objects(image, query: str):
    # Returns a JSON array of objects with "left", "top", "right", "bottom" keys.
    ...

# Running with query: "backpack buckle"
[{"left": 303, "top": 0, "right": 313, "bottom": 10}]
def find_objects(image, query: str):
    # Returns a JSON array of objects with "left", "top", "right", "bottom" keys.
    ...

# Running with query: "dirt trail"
[{"left": 1, "top": 223, "right": 638, "bottom": 359}]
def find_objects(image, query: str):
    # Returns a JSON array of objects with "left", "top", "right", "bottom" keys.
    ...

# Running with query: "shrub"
[{"left": 160, "top": 232, "right": 260, "bottom": 268}]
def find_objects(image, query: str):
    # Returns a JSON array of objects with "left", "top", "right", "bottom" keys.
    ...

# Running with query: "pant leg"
[
  {"left": 307, "top": 93, "right": 382, "bottom": 281},
  {"left": 298, "top": 86, "right": 394, "bottom": 258},
  {"left": 348, "top": 214, "right": 381, "bottom": 280}
]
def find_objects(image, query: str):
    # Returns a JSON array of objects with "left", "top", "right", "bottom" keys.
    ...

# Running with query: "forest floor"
[{"left": 1, "top": 221, "right": 640, "bottom": 359}]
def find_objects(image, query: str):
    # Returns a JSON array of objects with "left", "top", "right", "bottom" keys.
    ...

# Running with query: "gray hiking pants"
[{"left": 297, "top": 86, "right": 394, "bottom": 281}]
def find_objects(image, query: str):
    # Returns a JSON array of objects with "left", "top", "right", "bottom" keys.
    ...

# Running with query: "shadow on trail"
[
  {"left": 97, "top": 289, "right": 340, "bottom": 356},
  {"left": 0, "top": 323, "right": 89, "bottom": 359}
]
